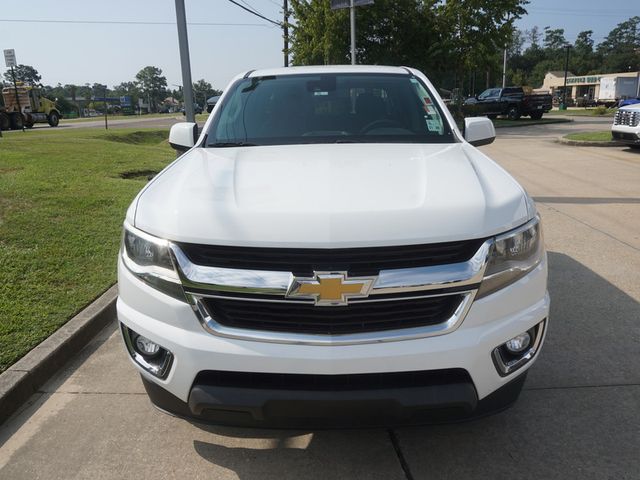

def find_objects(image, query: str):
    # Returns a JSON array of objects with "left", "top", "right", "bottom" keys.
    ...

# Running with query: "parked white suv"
[
  {"left": 118, "top": 66, "right": 549, "bottom": 427},
  {"left": 611, "top": 103, "right": 640, "bottom": 149}
]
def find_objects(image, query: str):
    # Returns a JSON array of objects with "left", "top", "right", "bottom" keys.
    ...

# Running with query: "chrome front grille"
[
  {"left": 199, "top": 294, "right": 465, "bottom": 335},
  {"left": 614, "top": 110, "right": 640, "bottom": 127},
  {"left": 172, "top": 239, "right": 492, "bottom": 345}
]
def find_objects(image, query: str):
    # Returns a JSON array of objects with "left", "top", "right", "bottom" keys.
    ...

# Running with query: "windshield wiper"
[{"left": 209, "top": 141, "right": 258, "bottom": 148}]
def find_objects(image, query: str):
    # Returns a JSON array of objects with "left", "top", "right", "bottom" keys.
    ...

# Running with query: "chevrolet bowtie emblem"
[{"left": 286, "top": 272, "right": 376, "bottom": 306}]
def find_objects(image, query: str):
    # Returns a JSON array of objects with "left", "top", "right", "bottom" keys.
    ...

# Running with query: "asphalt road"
[
  {"left": 2, "top": 114, "right": 190, "bottom": 131},
  {"left": 1, "top": 118, "right": 638, "bottom": 479}
]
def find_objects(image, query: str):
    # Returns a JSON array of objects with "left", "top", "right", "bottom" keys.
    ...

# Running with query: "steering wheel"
[{"left": 359, "top": 119, "right": 404, "bottom": 134}]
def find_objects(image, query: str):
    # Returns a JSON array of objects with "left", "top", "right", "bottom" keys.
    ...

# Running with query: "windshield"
[{"left": 206, "top": 73, "right": 455, "bottom": 147}]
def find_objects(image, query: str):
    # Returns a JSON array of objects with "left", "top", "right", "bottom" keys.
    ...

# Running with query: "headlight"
[
  {"left": 121, "top": 224, "right": 185, "bottom": 301},
  {"left": 477, "top": 215, "right": 544, "bottom": 298}
]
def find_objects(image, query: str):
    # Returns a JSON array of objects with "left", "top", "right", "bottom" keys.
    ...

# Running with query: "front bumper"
[
  {"left": 117, "top": 255, "right": 549, "bottom": 425},
  {"left": 612, "top": 127, "right": 640, "bottom": 145},
  {"left": 139, "top": 367, "right": 530, "bottom": 427}
]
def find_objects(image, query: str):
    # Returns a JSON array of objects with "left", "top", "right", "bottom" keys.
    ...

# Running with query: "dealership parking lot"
[{"left": 1, "top": 118, "right": 638, "bottom": 479}]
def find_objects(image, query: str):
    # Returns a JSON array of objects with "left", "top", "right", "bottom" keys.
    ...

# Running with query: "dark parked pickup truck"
[{"left": 464, "top": 87, "right": 553, "bottom": 120}]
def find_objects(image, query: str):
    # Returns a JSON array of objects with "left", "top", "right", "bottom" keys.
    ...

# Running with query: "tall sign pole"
[
  {"left": 4, "top": 49, "right": 24, "bottom": 132},
  {"left": 330, "top": 0, "right": 373, "bottom": 65},
  {"left": 175, "top": 0, "right": 196, "bottom": 125}
]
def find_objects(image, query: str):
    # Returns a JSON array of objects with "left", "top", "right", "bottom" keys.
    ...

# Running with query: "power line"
[
  {"left": 226, "top": 0, "right": 282, "bottom": 26},
  {"left": 0, "top": 18, "right": 271, "bottom": 27},
  {"left": 237, "top": 0, "right": 264, "bottom": 16}
]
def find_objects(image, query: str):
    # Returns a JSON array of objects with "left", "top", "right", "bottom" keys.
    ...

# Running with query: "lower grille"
[
  {"left": 200, "top": 294, "right": 464, "bottom": 335},
  {"left": 193, "top": 368, "right": 472, "bottom": 391},
  {"left": 612, "top": 131, "right": 640, "bottom": 142}
]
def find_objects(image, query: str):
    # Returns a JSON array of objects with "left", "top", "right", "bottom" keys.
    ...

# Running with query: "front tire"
[
  {"left": 47, "top": 111, "right": 60, "bottom": 127},
  {"left": 10, "top": 112, "right": 24, "bottom": 130},
  {"left": 530, "top": 112, "right": 543, "bottom": 120},
  {"left": 0, "top": 112, "right": 9, "bottom": 131},
  {"left": 507, "top": 106, "right": 521, "bottom": 121}
]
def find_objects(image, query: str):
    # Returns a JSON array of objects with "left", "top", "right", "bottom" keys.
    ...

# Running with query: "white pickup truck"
[{"left": 117, "top": 65, "right": 549, "bottom": 427}]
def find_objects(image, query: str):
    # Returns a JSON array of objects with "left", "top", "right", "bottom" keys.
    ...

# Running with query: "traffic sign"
[{"left": 4, "top": 49, "right": 17, "bottom": 68}]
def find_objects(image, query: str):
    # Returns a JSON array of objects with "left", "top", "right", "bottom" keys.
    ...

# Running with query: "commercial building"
[{"left": 536, "top": 71, "right": 640, "bottom": 104}]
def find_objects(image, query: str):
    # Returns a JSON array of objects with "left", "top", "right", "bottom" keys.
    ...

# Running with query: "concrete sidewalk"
[
  {"left": 1, "top": 121, "right": 639, "bottom": 479},
  {"left": 1, "top": 322, "right": 407, "bottom": 479}
]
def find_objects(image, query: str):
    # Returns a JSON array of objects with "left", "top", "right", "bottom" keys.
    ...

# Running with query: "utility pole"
[
  {"left": 283, "top": 0, "right": 289, "bottom": 67},
  {"left": 350, "top": 0, "right": 356, "bottom": 65},
  {"left": 175, "top": 0, "right": 196, "bottom": 124},
  {"left": 502, "top": 47, "right": 507, "bottom": 89}
]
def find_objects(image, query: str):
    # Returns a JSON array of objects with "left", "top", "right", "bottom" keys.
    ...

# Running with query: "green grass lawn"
[
  {"left": 0, "top": 128, "right": 174, "bottom": 372},
  {"left": 564, "top": 130, "right": 614, "bottom": 142}
]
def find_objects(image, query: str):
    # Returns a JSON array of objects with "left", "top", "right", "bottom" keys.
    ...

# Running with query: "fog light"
[
  {"left": 134, "top": 334, "right": 160, "bottom": 357},
  {"left": 505, "top": 332, "right": 531, "bottom": 354},
  {"left": 492, "top": 320, "right": 546, "bottom": 377},
  {"left": 121, "top": 324, "right": 173, "bottom": 379}
]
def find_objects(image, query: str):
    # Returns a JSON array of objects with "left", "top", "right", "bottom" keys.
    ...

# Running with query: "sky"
[{"left": 1, "top": 0, "right": 638, "bottom": 90}]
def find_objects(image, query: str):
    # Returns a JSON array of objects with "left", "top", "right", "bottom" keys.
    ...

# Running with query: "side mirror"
[
  {"left": 464, "top": 117, "right": 495, "bottom": 147},
  {"left": 169, "top": 122, "right": 198, "bottom": 153}
]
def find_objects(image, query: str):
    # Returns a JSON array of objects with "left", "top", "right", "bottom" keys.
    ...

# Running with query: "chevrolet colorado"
[{"left": 117, "top": 65, "right": 549, "bottom": 427}]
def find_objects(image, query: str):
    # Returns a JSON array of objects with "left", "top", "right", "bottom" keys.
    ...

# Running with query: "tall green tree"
[
  {"left": 135, "top": 66, "right": 168, "bottom": 112},
  {"left": 597, "top": 16, "right": 640, "bottom": 72},
  {"left": 289, "top": 0, "right": 528, "bottom": 92},
  {"left": 3, "top": 64, "right": 42, "bottom": 85},
  {"left": 113, "top": 81, "right": 140, "bottom": 98},
  {"left": 436, "top": 0, "right": 528, "bottom": 90},
  {"left": 571, "top": 30, "right": 602, "bottom": 74},
  {"left": 289, "top": 0, "right": 350, "bottom": 65},
  {"left": 192, "top": 79, "right": 222, "bottom": 107}
]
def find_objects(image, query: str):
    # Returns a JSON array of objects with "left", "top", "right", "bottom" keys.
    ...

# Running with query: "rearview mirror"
[
  {"left": 169, "top": 122, "right": 198, "bottom": 153},
  {"left": 464, "top": 117, "right": 495, "bottom": 147}
]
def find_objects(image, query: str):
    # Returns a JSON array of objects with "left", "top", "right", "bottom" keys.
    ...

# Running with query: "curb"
[
  {"left": 494, "top": 118, "right": 573, "bottom": 128},
  {"left": 0, "top": 285, "right": 118, "bottom": 425},
  {"left": 556, "top": 136, "right": 627, "bottom": 147}
]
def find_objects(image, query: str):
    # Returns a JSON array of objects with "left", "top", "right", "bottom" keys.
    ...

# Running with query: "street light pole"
[
  {"left": 350, "top": 0, "right": 356, "bottom": 65},
  {"left": 175, "top": 0, "right": 196, "bottom": 124},
  {"left": 561, "top": 45, "right": 571, "bottom": 110}
]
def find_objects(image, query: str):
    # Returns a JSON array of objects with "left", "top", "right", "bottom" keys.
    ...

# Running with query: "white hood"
[{"left": 133, "top": 143, "right": 530, "bottom": 247}]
